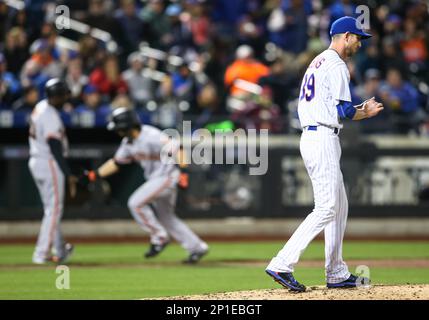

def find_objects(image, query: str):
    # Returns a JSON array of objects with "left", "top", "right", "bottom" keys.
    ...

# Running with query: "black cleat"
[
  {"left": 183, "top": 249, "right": 208, "bottom": 264},
  {"left": 144, "top": 241, "right": 169, "bottom": 258},
  {"left": 266, "top": 269, "right": 306, "bottom": 292}
]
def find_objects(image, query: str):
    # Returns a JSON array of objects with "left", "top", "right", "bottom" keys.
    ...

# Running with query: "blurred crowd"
[{"left": 0, "top": 0, "right": 428, "bottom": 134}]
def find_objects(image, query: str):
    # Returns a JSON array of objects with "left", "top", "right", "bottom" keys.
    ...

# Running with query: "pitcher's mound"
[{"left": 158, "top": 285, "right": 429, "bottom": 300}]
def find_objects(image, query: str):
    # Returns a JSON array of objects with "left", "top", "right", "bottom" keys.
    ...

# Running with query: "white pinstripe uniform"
[
  {"left": 28, "top": 100, "right": 69, "bottom": 262},
  {"left": 114, "top": 125, "right": 208, "bottom": 253},
  {"left": 267, "top": 49, "right": 352, "bottom": 283}
]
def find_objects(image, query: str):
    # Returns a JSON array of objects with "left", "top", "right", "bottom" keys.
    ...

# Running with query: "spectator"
[
  {"left": 0, "top": 0, "right": 427, "bottom": 137},
  {"left": 114, "top": 0, "right": 146, "bottom": 54},
  {"left": 327, "top": 0, "right": 357, "bottom": 30},
  {"left": 196, "top": 83, "right": 220, "bottom": 116},
  {"left": 75, "top": 84, "right": 111, "bottom": 127},
  {"left": 236, "top": 1, "right": 266, "bottom": 56},
  {"left": 0, "top": 52, "right": 21, "bottom": 107},
  {"left": 380, "top": 36, "right": 407, "bottom": 76},
  {"left": 282, "top": 0, "right": 313, "bottom": 13},
  {"left": 400, "top": 18, "right": 428, "bottom": 73},
  {"left": 406, "top": 0, "right": 429, "bottom": 29},
  {"left": 152, "top": 76, "right": 183, "bottom": 129},
  {"left": 160, "top": 3, "right": 193, "bottom": 50},
  {"left": 89, "top": 55, "right": 128, "bottom": 99},
  {"left": 184, "top": 0, "right": 212, "bottom": 50},
  {"left": 10, "top": 8, "right": 36, "bottom": 44},
  {"left": 139, "top": 0, "right": 169, "bottom": 48},
  {"left": 258, "top": 57, "right": 299, "bottom": 111},
  {"left": 211, "top": 0, "right": 247, "bottom": 27},
  {"left": 231, "top": 86, "right": 283, "bottom": 133},
  {"left": 122, "top": 52, "right": 156, "bottom": 108},
  {"left": 355, "top": 69, "right": 390, "bottom": 134},
  {"left": 22, "top": 0, "right": 46, "bottom": 27},
  {"left": 20, "top": 39, "right": 64, "bottom": 94},
  {"left": 383, "top": 14, "right": 403, "bottom": 42},
  {"left": 2, "top": 27, "right": 29, "bottom": 76},
  {"left": 355, "top": 69, "right": 382, "bottom": 102},
  {"left": 379, "top": 67, "right": 425, "bottom": 134},
  {"left": 224, "top": 45, "right": 269, "bottom": 110},
  {"left": 39, "top": 23, "right": 65, "bottom": 63},
  {"left": 204, "top": 35, "right": 232, "bottom": 95},
  {"left": 12, "top": 85, "right": 39, "bottom": 111},
  {"left": 60, "top": 0, "right": 88, "bottom": 21},
  {"left": 83, "top": 0, "right": 122, "bottom": 47},
  {"left": 267, "top": 0, "right": 288, "bottom": 47},
  {"left": 171, "top": 59, "right": 205, "bottom": 114},
  {"left": 65, "top": 57, "right": 89, "bottom": 106},
  {"left": 380, "top": 68, "right": 419, "bottom": 114},
  {"left": 78, "top": 35, "right": 106, "bottom": 74},
  {"left": 355, "top": 41, "right": 382, "bottom": 77},
  {"left": 267, "top": 0, "right": 310, "bottom": 54},
  {"left": 0, "top": 1, "right": 15, "bottom": 41},
  {"left": 111, "top": 92, "right": 134, "bottom": 110}
]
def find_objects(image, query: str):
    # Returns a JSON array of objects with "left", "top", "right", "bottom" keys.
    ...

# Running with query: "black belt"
[{"left": 307, "top": 125, "right": 339, "bottom": 134}]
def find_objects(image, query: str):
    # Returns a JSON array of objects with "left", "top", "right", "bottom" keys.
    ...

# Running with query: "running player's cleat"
[
  {"left": 144, "top": 241, "right": 170, "bottom": 258},
  {"left": 51, "top": 243, "right": 74, "bottom": 264},
  {"left": 32, "top": 243, "right": 74, "bottom": 265},
  {"left": 327, "top": 274, "right": 370, "bottom": 288},
  {"left": 266, "top": 269, "right": 306, "bottom": 292},
  {"left": 183, "top": 248, "right": 208, "bottom": 264}
]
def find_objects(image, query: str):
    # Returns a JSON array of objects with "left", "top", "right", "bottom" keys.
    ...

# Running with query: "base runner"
[{"left": 82, "top": 107, "right": 209, "bottom": 263}]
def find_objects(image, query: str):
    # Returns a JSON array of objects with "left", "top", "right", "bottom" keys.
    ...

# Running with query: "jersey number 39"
[{"left": 299, "top": 73, "right": 315, "bottom": 102}]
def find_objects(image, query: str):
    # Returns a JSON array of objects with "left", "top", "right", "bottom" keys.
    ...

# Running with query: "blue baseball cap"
[
  {"left": 330, "top": 16, "right": 372, "bottom": 39},
  {"left": 166, "top": 4, "right": 182, "bottom": 16},
  {"left": 83, "top": 84, "right": 98, "bottom": 95}
]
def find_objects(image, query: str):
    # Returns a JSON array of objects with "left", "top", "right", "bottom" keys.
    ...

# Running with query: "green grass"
[{"left": 0, "top": 241, "right": 428, "bottom": 299}]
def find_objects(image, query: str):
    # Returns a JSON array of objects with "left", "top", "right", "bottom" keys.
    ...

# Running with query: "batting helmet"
[
  {"left": 45, "top": 78, "right": 70, "bottom": 98},
  {"left": 107, "top": 107, "right": 141, "bottom": 131}
]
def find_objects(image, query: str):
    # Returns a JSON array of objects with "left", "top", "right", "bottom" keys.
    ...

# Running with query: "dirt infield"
[{"left": 158, "top": 285, "right": 429, "bottom": 300}]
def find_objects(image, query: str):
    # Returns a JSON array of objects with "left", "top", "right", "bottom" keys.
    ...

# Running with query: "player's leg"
[
  {"left": 49, "top": 160, "right": 66, "bottom": 260},
  {"left": 127, "top": 177, "right": 171, "bottom": 245},
  {"left": 153, "top": 188, "right": 208, "bottom": 255},
  {"left": 267, "top": 135, "right": 340, "bottom": 273},
  {"left": 52, "top": 229, "right": 66, "bottom": 258},
  {"left": 30, "top": 172, "right": 52, "bottom": 261},
  {"left": 29, "top": 159, "right": 64, "bottom": 262},
  {"left": 324, "top": 171, "right": 351, "bottom": 283}
]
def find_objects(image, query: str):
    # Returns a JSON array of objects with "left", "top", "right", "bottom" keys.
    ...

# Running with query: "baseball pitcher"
[{"left": 266, "top": 16, "right": 384, "bottom": 291}]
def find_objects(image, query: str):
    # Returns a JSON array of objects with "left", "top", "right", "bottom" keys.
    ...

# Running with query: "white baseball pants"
[
  {"left": 267, "top": 126, "right": 351, "bottom": 283},
  {"left": 29, "top": 157, "right": 66, "bottom": 261},
  {"left": 127, "top": 172, "right": 208, "bottom": 254}
]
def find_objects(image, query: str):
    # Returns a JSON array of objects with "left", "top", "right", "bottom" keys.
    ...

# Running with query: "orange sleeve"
[
  {"left": 224, "top": 63, "right": 237, "bottom": 87},
  {"left": 257, "top": 63, "right": 270, "bottom": 78}
]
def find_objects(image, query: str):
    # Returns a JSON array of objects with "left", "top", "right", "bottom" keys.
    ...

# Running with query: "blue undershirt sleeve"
[{"left": 336, "top": 100, "right": 356, "bottom": 119}]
